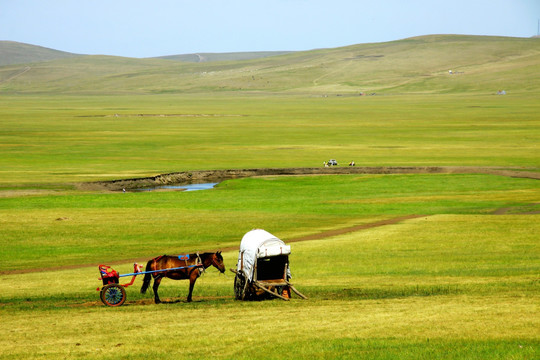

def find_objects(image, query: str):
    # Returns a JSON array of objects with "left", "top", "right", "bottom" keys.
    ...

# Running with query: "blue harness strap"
[{"left": 178, "top": 254, "right": 190, "bottom": 261}]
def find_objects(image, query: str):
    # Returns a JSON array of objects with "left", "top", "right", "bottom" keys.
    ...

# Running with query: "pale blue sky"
[{"left": 1, "top": 0, "right": 539, "bottom": 58}]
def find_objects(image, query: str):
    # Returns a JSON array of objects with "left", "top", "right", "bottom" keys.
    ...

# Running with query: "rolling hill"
[
  {"left": 0, "top": 41, "right": 81, "bottom": 66},
  {"left": 1, "top": 35, "right": 539, "bottom": 95},
  {"left": 0, "top": 41, "right": 293, "bottom": 66}
]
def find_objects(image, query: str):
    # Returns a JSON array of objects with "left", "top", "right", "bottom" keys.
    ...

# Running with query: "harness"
[
  {"left": 152, "top": 253, "right": 205, "bottom": 276},
  {"left": 195, "top": 252, "right": 205, "bottom": 275}
]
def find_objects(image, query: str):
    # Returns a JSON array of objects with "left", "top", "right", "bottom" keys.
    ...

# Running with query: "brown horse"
[{"left": 140, "top": 251, "right": 225, "bottom": 303}]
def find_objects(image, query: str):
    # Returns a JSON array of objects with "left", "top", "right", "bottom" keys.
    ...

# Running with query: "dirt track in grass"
[
  {"left": 0, "top": 215, "right": 426, "bottom": 275},
  {"left": 3, "top": 166, "right": 538, "bottom": 275}
]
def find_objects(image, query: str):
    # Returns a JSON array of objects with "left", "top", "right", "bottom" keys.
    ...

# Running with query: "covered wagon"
[{"left": 230, "top": 229, "right": 306, "bottom": 300}]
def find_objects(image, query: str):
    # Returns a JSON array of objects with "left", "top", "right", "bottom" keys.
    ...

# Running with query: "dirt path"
[
  {"left": 492, "top": 203, "right": 540, "bottom": 215},
  {"left": 285, "top": 214, "right": 427, "bottom": 243},
  {"left": 0, "top": 66, "right": 31, "bottom": 84},
  {"left": 0, "top": 215, "right": 426, "bottom": 275}
]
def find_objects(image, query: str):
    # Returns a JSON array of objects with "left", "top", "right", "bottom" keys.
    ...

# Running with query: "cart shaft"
[{"left": 118, "top": 264, "right": 202, "bottom": 278}]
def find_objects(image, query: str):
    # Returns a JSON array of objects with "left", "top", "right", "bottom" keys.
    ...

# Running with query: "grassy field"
[
  {"left": 0, "top": 35, "right": 539, "bottom": 359},
  {"left": 1, "top": 173, "right": 539, "bottom": 271},
  {"left": 0, "top": 210, "right": 538, "bottom": 359},
  {"left": 1, "top": 93, "right": 539, "bottom": 188},
  {"left": 0, "top": 171, "right": 538, "bottom": 359},
  {"left": 0, "top": 92, "right": 538, "bottom": 359}
]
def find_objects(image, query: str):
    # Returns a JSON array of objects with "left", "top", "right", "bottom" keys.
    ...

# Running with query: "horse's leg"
[
  {"left": 152, "top": 275, "right": 163, "bottom": 304},
  {"left": 187, "top": 271, "right": 199, "bottom": 302}
]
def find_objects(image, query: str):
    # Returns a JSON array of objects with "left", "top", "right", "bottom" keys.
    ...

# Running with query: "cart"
[
  {"left": 230, "top": 229, "right": 307, "bottom": 301},
  {"left": 96, "top": 258, "right": 202, "bottom": 306}
]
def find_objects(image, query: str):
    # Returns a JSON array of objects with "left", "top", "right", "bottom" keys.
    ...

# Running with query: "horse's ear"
[{"left": 217, "top": 251, "right": 221, "bottom": 255}]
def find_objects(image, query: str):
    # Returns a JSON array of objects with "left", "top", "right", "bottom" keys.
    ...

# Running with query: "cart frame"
[
  {"left": 230, "top": 229, "right": 306, "bottom": 301},
  {"left": 96, "top": 261, "right": 203, "bottom": 306}
]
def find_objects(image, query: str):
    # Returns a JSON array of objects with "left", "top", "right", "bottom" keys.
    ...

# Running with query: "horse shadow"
[{"left": 155, "top": 298, "right": 208, "bottom": 304}]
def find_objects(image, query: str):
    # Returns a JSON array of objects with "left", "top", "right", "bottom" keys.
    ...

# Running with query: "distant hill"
[
  {"left": 0, "top": 41, "right": 292, "bottom": 65},
  {"left": 0, "top": 41, "right": 80, "bottom": 66},
  {"left": 1, "top": 35, "right": 539, "bottom": 95},
  {"left": 155, "top": 51, "right": 294, "bottom": 63}
]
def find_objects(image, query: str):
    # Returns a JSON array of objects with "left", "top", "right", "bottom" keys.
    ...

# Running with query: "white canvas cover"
[{"left": 236, "top": 229, "right": 291, "bottom": 281}]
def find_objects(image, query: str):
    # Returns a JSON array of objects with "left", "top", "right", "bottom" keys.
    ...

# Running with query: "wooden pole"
[
  {"left": 286, "top": 281, "right": 308, "bottom": 299},
  {"left": 254, "top": 281, "right": 290, "bottom": 301}
]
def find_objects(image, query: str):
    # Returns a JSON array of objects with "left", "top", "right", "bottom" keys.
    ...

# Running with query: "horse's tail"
[{"left": 140, "top": 260, "right": 153, "bottom": 294}]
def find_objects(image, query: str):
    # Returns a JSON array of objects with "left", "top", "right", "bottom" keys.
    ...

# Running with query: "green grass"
[
  {"left": 1, "top": 93, "right": 539, "bottom": 187},
  {"left": 1, "top": 174, "right": 538, "bottom": 271},
  {"left": 0, "top": 94, "right": 538, "bottom": 358},
  {"left": 0, "top": 214, "right": 538, "bottom": 359},
  {"left": 0, "top": 174, "right": 538, "bottom": 359}
]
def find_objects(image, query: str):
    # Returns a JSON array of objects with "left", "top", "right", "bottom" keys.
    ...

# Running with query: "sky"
[{"left": 1, "top": 0, "right": 539, "bottom": 58}]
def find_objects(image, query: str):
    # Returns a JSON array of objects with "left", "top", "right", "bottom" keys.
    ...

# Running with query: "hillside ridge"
[
  {"left": 1, "top": 35, "right": 539, "bottom": 94},
  {"left": 155, "top": 51, "right": 295, "bottom": 63},
  {"left": 0, "top": 40, "right": 293, "bottom": 65},
  {"left": 0, "top": 40, "right": 80, "bottom": 66}
]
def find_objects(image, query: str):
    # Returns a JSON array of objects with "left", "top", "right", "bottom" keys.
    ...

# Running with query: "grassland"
[
  {"left": 1, "top": 93, "right": 539, "bottom": 188},
  {"left": 0, "top": 209, "right": 538, "bottom": 359},
  {"left": 0, "top": 172, "right": 538, "bottom": 271},
  {"left": 0, "top": 35, "right": 539, "bottom": 359},
  {"left": 1, "top": 94, "right": 539, "bottom": 359}
]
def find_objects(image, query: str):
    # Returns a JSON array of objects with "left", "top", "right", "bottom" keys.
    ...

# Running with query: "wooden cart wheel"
[
  {"left": 100, "top": 284, "right": 126, "bottom": 307},
  {"left": 234, "top": 273, "right": 246, "bottom": 300}
]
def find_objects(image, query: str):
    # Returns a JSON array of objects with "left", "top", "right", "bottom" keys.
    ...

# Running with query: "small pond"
[{"left": 133, "top": 182, "right": 218, "bottom": 192}]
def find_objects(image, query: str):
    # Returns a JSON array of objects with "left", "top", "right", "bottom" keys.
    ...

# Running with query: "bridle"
[{"left": 210, "top": 253, "right": 225, "bottom": 273}]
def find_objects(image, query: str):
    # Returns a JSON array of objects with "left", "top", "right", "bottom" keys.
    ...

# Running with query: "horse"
[{"left": 140, "top": 251, "right": 225, "bottom": 304}]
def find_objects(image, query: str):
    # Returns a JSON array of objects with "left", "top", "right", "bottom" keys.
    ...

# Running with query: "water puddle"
[{"left": 133, "top": 182, "right": 218, "bottom": 192}]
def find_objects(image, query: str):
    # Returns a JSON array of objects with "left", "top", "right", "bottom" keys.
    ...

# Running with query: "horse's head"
[{"left": 211, "top": 251, "right": 226, "bottom": 273}]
